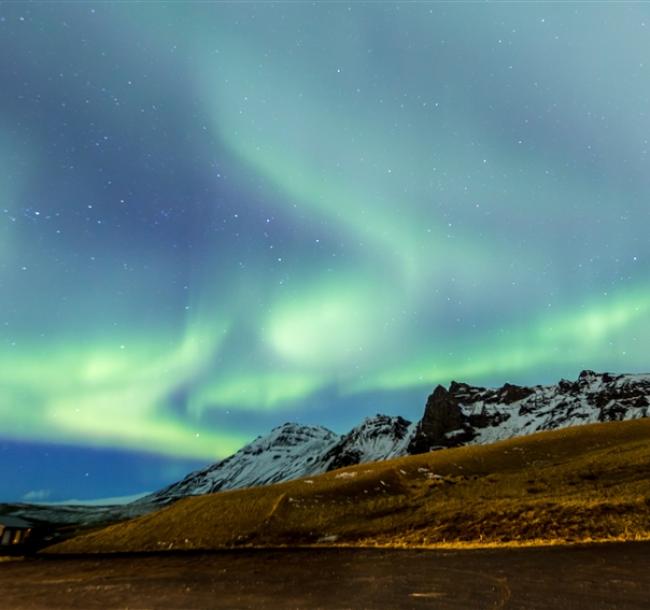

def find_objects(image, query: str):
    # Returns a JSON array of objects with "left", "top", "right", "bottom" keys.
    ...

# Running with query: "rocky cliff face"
[{"left": 407, "top": 385, "right": 470, "bottom": 454}]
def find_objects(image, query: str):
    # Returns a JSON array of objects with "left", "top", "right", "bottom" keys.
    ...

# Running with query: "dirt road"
[{"left": 1, "top": 542, "right": 648, "bottom": 609}]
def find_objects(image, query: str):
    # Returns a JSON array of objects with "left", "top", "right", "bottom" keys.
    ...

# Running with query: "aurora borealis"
[{"left": 1, "top": 3, "right": 649, "bottom": 502}]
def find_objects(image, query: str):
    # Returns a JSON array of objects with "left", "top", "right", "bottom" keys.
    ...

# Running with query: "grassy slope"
[{"left": 47, "top": 418, "right": 650, "bottom": 553}]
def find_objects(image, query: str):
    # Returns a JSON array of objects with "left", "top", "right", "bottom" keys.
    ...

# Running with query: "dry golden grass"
[{"left": 48, "top": 418, "right": 650, "bottom": 554}]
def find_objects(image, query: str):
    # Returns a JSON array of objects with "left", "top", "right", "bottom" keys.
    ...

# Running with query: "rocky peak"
[
  {"left": 320, "top": 414, "right": 414, "bottom": 472},
  {"left": 356, "top": 414, "right": 412, "bottom": 440},
  {"left": 265, "top": 423, "right": 338, "bottom": 448},
  {"left": 407, "top": 385, "right": 473, "bottom": 454},
  {"left": 497, "top": 382, "right": 535, "bottom": 404},
  {"left": 238, "top": 423, "right": 338, "bottom": 457}
]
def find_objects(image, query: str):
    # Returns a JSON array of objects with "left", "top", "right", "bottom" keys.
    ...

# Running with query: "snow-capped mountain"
[
  {"left": 316, "top": 414, "right": 415, "bottom": 472},
  {"left": 5, "top": 370, "right": 648, "bottom": 525},
  {"left": 409, "top": 370, "right": 650, "bottom": 452},
  {"left": 136, "top": 415, "right": 417, "bottom": 507},
  {"left": 140, "top": 423, "right": 340, "bottom": 506},
  {"left": 143, "top": 370, "right": 649, "bottom": 505}
]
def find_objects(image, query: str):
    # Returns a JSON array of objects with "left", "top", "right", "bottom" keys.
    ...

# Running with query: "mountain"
[
  {"left": 139, "top": 370, "right": 649, "bottom": 506},
  {"left": 316, "top": 414, "right": 414, "bottom": 472},
  {"left": 4, "top": 370, "right": 649, "bottom": 529},
  {"left": 136, "top": 414, "right": 416, "bottom": 508},
  {"left": 409, "top": 370, "right": 650, "bottom": 452},
  {"left": 141, "top": 423, "right": 340, "bottom": 507}
]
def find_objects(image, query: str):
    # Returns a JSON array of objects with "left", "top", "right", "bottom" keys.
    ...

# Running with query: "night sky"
[{"left": 1, "top": 2, "right": 649, "bottom": 503}]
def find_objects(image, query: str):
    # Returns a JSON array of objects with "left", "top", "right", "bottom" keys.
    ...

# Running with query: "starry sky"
[{"left": 1, "top": 2, "right": 649, "bottom": 503}]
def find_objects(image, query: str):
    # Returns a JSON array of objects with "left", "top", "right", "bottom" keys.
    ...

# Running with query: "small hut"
[{"left": 0, "top": 516, "right": 33, "bottom": 548}]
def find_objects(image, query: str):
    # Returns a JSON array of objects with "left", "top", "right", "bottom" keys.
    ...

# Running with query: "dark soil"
[{"left": 1, "top": 542, "right": 649, "bottom": 609}]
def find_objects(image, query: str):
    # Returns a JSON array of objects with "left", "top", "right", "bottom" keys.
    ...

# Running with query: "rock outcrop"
[{"left": 407, "top": 385, "right": 472, "bottom": 453}]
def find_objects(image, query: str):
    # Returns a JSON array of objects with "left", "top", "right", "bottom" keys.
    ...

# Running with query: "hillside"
[{"left": 48, "top": 417, "right": 650, "bottom": 553}]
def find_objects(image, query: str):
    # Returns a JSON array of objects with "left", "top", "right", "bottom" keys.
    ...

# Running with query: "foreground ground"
[{"left": 2, "top": 543, "right": 650, "bottom": 609}]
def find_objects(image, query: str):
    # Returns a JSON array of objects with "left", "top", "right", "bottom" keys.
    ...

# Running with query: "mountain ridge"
[
  {"left": 3, "top": 370, "right": 649, "bottom": 529},
  {"left": 137, "top": 370, "right": 650, "bottom": 507}
]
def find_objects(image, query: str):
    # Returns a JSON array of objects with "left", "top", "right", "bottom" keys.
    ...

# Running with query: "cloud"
[
  {"left": 42, "top": 492, "right": 150, "bottom": 506},
  {"left": 22, "top": 489, "right": 51, "bottom": 502}
]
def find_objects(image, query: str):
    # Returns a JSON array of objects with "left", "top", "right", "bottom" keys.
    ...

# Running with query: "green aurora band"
[{"left": 1, "top": 3, "right": 649, "bottom": 464}]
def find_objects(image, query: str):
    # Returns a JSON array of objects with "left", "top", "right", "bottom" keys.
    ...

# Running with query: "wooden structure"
[{"left": 0, "top": 516, "right": 33, "bottom": 549}]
